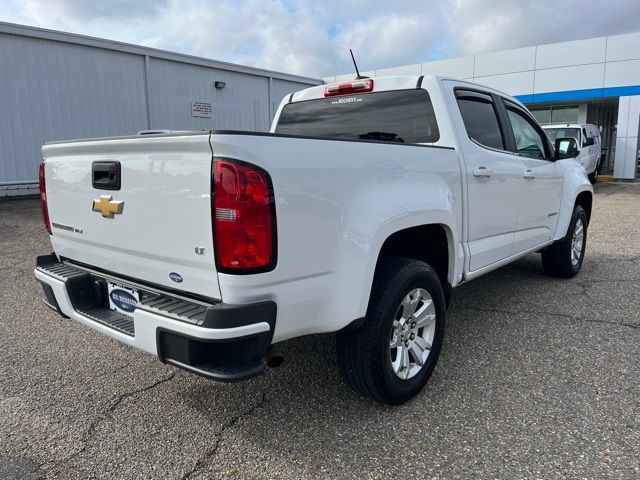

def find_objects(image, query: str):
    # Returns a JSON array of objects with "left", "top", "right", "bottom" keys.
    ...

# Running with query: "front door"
[{"left": 501, "top": 100, "right": 563, "bottom": 253}]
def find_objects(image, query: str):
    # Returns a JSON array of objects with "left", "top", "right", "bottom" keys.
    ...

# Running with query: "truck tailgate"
[{"left": 42, "top": 133, "right": 221, "bottom": 300}]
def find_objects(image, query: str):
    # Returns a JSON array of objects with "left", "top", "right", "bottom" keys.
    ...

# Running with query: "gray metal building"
[{"left": 0, "top": 22, "right": 322, "bottom": 196}]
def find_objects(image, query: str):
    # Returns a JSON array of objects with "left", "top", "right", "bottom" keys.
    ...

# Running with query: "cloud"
[
  {"left": 20, "top": 0, "right": 170, "bottom": 24},
  {"left": 1, "top": 0, "right": 639, "bottom": 77},
  {"left": 155, "top": 0, "right": 337, "bottom": 75},
  {"left": 332, "top": 14, "right": 442, "bottom": 72}
]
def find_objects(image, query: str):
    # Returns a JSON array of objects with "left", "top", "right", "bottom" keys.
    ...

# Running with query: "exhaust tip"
[{"left": 265, "top": 347, "right": 284, "bottom": 368}]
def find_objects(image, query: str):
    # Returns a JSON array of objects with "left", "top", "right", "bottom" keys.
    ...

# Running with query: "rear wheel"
[
  {"left": 588, "top": 169, "right": 598, "bottom": 184},
  {"left": 336, "top": 257, "right": 445, "bottom": 405},
  {"left": 542, "top": 205, "right": 587, "bottom": 277}
]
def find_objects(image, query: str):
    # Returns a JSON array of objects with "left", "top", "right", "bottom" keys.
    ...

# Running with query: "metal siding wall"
[
  {"left": 0, "top": 32, "right": 148, "bottom": 185},
  {"left": 148, "top": 58, "right": 272, "bottom": 132}
]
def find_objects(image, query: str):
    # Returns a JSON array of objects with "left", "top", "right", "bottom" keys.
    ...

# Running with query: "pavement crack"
[
  {"left": 181, "top": 391, "right": 268, "bottom": 480},
  {"left": 47, "top": 371, "right": 176, "bottom": 471},
  {"left": 84, "top": 372, "right": 177, "bottom": 441},
  {"left": 574, "top": 283, "right": 590, "bottom": 298},
  {"left": 459, "top": 305, "right": 639, "bottom": 330},
  {"left": 107, "top": 361, "right": 135, "bottom": 376}
]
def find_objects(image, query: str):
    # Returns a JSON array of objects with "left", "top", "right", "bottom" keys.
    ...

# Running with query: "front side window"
[
  {"left": 456, "top": 92, "right": 504, "bottom": 150},
  {"left": 505, "top": 105, "right": 548, "bottom": 159},
  {"left": 275, "top": 89, "right": 439, "bottom": 144}
]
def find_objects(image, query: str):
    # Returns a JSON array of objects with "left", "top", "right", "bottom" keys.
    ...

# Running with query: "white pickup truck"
[{"left": 35, "top": 75, "right": 593, "bottom": 404}]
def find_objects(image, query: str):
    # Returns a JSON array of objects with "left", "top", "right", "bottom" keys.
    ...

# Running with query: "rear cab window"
[{"left": 275, "top": 89, "right": 439, "bottom": 144}]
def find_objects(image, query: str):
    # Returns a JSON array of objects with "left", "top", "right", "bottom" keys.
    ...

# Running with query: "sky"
[{"left": 1, "top": 0, "right": 639, "bottom": 78}]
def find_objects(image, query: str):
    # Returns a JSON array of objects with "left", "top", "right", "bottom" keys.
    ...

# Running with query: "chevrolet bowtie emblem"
[{"left": 92, "top": 195, "right": 124, "bottom": 218}]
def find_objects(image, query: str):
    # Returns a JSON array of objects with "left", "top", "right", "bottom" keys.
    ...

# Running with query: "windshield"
[
  {"left": 275, "top": 89, "right": 439, "bottom": 144},
  {"left": 544, "top": 128, "right": 581, "bottom": 144}
]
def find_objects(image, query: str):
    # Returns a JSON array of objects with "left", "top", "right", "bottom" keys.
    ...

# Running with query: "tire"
[
  {"left": 541, "top": 205, "right": 587, "bottom": 278},
  {"left": 588, "top": 169, "right": 598, "bottom": 184},
  {"left": 336, "top": 257, "right": 445, "bottom": 405}
]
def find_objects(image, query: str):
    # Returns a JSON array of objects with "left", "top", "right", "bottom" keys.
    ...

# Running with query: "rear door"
[
  {"left": 43, "top": 133, "right": 221, "bottom": 300},
  {"left": 450, "top": 87, "right": 521, "bottom": 272},
  {"left": 501, "top": 99, "right": 563, "bottom": 252}
]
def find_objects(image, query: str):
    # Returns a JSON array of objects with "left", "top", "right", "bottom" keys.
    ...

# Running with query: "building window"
[
  {"left": 529, "top": 105, "right": 579, "bottom": 125},
  {"left": 551, "top": 106, "right": 579, "bottom": 123},
  {"left": 531, "top": 109, "right": 551, "bottom": 125}
]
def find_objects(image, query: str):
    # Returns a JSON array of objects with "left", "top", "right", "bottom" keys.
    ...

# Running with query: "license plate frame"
[{"left": 107, "top": 281, "right": 140, "bottom": 318}]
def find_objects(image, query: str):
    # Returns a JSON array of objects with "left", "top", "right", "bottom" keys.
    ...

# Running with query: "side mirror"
[
  {"left": 583, "top": 137, "right": 595, "bottom": 147},
  {"left": 554, "top": 137, "right": 579, "bottom": 159}
]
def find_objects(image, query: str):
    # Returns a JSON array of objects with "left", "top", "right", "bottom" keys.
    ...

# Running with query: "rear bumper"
[{"left": 34, "top": 253, "right": 277, "bottom": 382}]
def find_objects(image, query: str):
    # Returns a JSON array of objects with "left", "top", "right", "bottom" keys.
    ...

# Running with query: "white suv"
[{"left": 543, "top": 124, "right": 602, "bottom": 183}]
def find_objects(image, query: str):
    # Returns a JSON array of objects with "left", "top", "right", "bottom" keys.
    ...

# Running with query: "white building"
[{"left": 327, "top": 32, "right": 640, "bottom": 180}]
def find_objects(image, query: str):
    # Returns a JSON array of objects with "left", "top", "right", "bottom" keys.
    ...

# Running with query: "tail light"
[
  {"left": 212, "top": 158, "right": 276, "bottom": 273},
  {"left": 324, "top": 79, "right": 374, "bottom": 97},
  {"left": 39, "top": 162, "right": 52, "bottom": 235}
]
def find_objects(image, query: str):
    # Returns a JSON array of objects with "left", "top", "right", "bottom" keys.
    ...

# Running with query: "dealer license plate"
[{"left": 107, "top": 281, "right": 140, "bottom": 318}]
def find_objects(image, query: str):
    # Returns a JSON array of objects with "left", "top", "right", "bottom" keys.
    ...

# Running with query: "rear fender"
[{"left": 354, "top": 193, "right": 461, "bottom": 318}]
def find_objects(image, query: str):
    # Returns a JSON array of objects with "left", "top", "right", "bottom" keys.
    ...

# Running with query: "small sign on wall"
[{"left": 192, "top": 101, "right": 212, "bottom": 118}]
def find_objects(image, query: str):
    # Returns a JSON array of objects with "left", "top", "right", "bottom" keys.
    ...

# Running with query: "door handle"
[
  {"left": 92, "top": 161, "right": 121, "bottom": 190},
  {"left": 473, "top": 167, "right": 492, "bottom": 177},
  {"left": 523, "top": 169, "right": 536, "bottom": 179}
]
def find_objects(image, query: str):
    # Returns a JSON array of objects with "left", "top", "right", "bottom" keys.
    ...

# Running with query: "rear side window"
[
  {"left": 456, "top": 91, "right": 504, "bottom": 150},
  {"left": 275, "top": 89, "right": 439, "bottom": 144}
]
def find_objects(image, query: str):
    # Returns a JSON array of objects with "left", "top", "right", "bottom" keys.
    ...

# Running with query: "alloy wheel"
[
  {"left": 389, "top": 288, "right": 437, "bottom": 380},
  {"left": 571, "top": 217, "right": 585, "bottom": 266}
]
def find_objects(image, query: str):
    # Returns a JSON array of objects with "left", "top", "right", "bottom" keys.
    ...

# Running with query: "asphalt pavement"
[{"left": 1, "top": 183, "right": 638, "bottom": 479}]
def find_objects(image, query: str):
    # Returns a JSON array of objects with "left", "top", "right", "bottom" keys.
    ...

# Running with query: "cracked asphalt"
[{"left": 1, "top": 183, "right": 639, "bottom": 479}]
